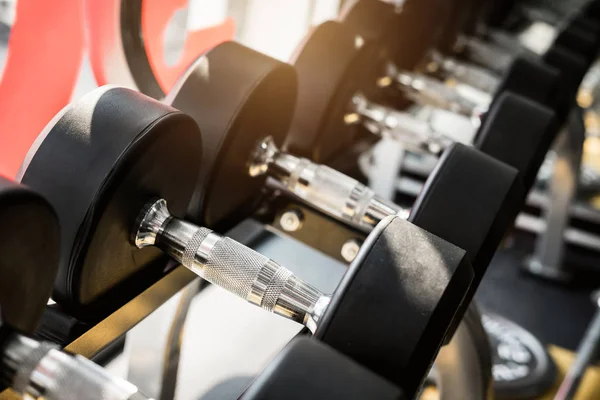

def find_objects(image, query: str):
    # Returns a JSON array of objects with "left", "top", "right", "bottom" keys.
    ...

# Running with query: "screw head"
[
  {"left": 280, "top": 209, "right": 304, "bottom": 232},
  {"left": 341, "top": 239, "right": 362, "bottom": 263}
]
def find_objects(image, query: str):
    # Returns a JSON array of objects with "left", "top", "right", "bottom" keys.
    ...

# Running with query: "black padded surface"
[
  {"left": 288, "top": 21, "right": 380, "bottom": 163},
  {"left": 476, "top": 92, "right": 559, "bottom": 193},
  {"left": 494, "top": 56, "right": 562, "bottom": 111},
  {"left": 408, "top": 144, "right": 522, "bottom": 341},
  {"left": 341, "top": 0, "right": 446, "bottom": 70},
  {"left": 21, "top": 87, "right": 203, "bottom": 319},
  {"left": 168, "top": 42, "right": 297, "bottom": 229},
  {"left": 339, "top": 0, "right": 402, "bottom": 58},
  {"left": 433, "top": 0, "right": 479, "bottom": 54},
  {"left": 315, "top": 215, "right": 473, "bottom": 398},
  {"left": 483, "top": 0, "right": 519, "bottom": 27},
  {"left": 241, "top": 337, "right": 405, "bottom": 400},
  {"left": 543, "top": 45, "right": 588, "bottom": 122},
  {"left": 0, "top": 178, "right": 59, "bottom": 335},
  {"left": 409, "top": 144, "right": 522, "bottom": 283},
  {"left": 554, "top": 21, "right": 600, "bottom": 64}
]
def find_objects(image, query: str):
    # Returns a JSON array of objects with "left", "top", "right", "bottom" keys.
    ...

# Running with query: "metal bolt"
[
  {"left": 341, "top": 239, "right": 362, "bottom": 263},
  {"left": 280, "top": 209, "right": 304, "bottom": 232}
]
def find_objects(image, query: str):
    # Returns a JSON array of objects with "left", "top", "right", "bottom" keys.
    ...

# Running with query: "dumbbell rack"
[{"left": 388, "top": 117, "right": 600, "bottom": 280}]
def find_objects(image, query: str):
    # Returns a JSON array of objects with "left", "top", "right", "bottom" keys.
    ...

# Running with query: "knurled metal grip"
[
  {"left": 194, "top": 233, "right": 268, "bottom": 301},
  {"left": 260, "top": 265, "right": 293, "bottom": 312},
  {"left": 135, "top": 199, "right": 328, "bottom": 327},
  {"left": 3, "top": 336, "right": 58, "bottom": 393},
  {"left": 181, "top": 228, "right": 210, "bottom": 269},
  {"left": 254, "top": 138, "right": 402, "bottom": 231},
  {"left": 2, "top": 333, "right": 151, "bottom": 400}
]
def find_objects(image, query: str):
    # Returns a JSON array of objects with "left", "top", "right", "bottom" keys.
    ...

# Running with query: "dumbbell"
[
  {"left": 287, "top": 20, "right": 559, "bottom": 349},
  {"left": 457, "top": 0, "right": 600, "bottom": 63},
  {"left": 241, "top": 337, "right": 405, "bottom": 400},
  {"left": 482, "top": 0, "right": 600, "bottom": 37},
  {"left": 340, "top": 0, "right": 580, "bottom": 121},
  {"left": 290, "top": 20, "right": 558, "bottom": 195},
  {"left": 163, "top": 40, "right": 526, "bottom": 331},
  {"left": 18, "top": 47, "right": 509, "bottom": 324},
  {"left": 449, "top": 0, "right": 598, "bottom": 103},
  {"left": 18, "top": 86, "right": 474, "bottom": 397},
  {"left": 342, "top": 0, "right": 563, "bottom": 100},
  {"left": 0, "top": 177, "right": 152, "bottom": 400}
]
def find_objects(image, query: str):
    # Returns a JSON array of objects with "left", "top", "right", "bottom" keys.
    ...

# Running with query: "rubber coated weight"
[
  {"left": 493, "top": 57, "right": 562, "bottom": 111},
  {"left": 482, "top": 0, "right": 518, "bottom": 28},
  {"left": 543, "top": 46, "right": 588, "bottom": 121},
  {"left": 242, "top": 337, "right": 405, "bottom": 400},
  {"left": 585, "top": 0, "right": 600, "bottom": 20},
  {"left": 410, "top": 143, "right": 521, "bottom": 278},
  {"left": 315, "top": 215, "right": 473, "bottom": 398},
  {"left": 20, "top": 86, "right": 203, "bottom": 319},
  {"left": 288, "top": 21, "right": 381, "bottom": 162},
  {"left": 290, "top": 21, "right": 528, "bottom": 274},
  {"left": 343, "top": 2, "right": 562, "bottom": 109},
  {"left": 462, "top": 0, "right": 487, "bottom": 37},
  {"left": 341, "top": 0, "right": 445, "bottom": 70},
  {"left": 167, "top": 42, "right": 297, "bottom": 228},
  {"left": 437, "top": 0, "right": 482, "bottom": 53},
  {"left": 338, "top": 0, "right": 401, "bottom": 61},
  {"left": 0, "top": 178, "right": 59, "bottom": 336},
  {"left": 476, "top": 92, "right": 559, "bottom": 193},
  {"left": 408, "top": 143, "right": 522, "bottom": 338},
  {"left": 554, "top": 22, "right": 600, "bottom": 65}
]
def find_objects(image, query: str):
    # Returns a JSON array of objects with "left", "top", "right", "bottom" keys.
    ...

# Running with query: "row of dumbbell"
[{"left": 1, "top": 0, "right": 598, "bottom": 398}]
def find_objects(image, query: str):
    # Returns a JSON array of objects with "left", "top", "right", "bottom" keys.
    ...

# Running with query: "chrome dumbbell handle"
[
  {"left": 458, "top": 36, "right": 516, "bottom": 74},
  {"left": 393, "top": 70, "right": 481, "bottom": 118},
  {"left": 1, "top": 333, "right": 152, "bottom": 400},
  {"left": 351, "top": 93, "right": 456, "bottom": 155},
  {"left": 428, "top": 51, "right": 501, "bottom": 94},
  {"left": 135, "top": 199, "right": 330, "bottom": 332},
  {"left": 249, "top": 137, "right": 402, "bottom": 231}
]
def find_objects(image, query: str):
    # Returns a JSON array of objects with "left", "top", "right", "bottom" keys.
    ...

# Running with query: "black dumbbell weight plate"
[
  {"left": 408, "top": 143, "right": 522, "bottom": 339},
  {"left": 435, "top": 0, "right": 473, "bottom": 55},
  {"left": 341, "top": 0, "right": 444, "bottom": 71},
  {"left": 543, "top": 45, "right": 588, "bottom": 120},
  {"left": 493, "top": 57, "right": 562, "bottom": 110},
  {"left": 0, "top": 178, "right": 59, "bottom": 336},
  {"left": 19, "top": 86, "right": 203, "bottom": 319},
  {"left": 242, "top": 337, "right": 405, "bottom": 400},
  {"left": 476, "top": 92, "right": 558, "bottom": 192},
  {"left": 288, "top": 21, "right": 383, "bottom": 163},
  {"left": 315, "top": 215, "right": 473, "bottom": 398},
  {"left": 167, "top": 42, "right": 297, "bottom": 228},
  {"left": 554, "top": 22, "right": 600, "bottom": 65},
  {"left": 409, "top": 143, "right": 521, "bottom": 279},
  {"left": 339, "top": 0, "right": 402, "bottom": 59}
]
